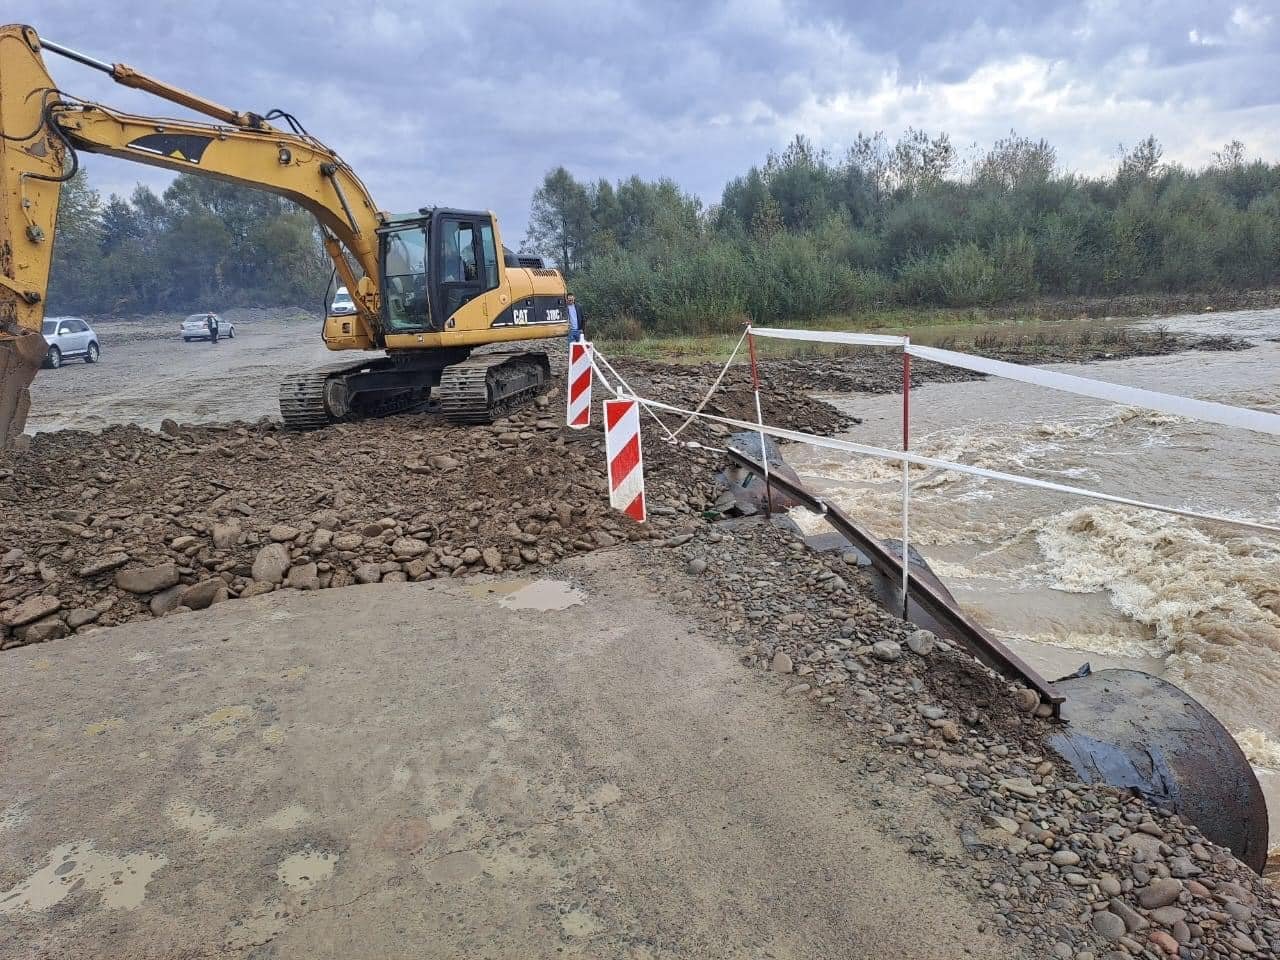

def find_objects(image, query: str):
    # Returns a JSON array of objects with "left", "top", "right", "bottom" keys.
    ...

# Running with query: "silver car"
[
  {"left": 330, "top": 287, "right": 356, "bottom": 316},
  {"left": 181, "top": 313, "right": 235, "bottom": 342},
  {"left": 42, "top": 317, "right": 100, "bottom": 368}
]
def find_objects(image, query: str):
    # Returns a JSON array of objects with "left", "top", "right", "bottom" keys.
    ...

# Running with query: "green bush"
[{"left": 940, "top": 243, "right": 999, "bottom": 306}]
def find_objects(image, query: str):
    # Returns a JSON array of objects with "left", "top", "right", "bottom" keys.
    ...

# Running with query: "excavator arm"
[{"left": 0, "top": 24, "right": 387, "bottom": 447}]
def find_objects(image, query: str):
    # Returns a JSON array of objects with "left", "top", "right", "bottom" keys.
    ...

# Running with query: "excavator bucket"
[{"left": 0, "top": 24, "right": 64, "bottom": 448}]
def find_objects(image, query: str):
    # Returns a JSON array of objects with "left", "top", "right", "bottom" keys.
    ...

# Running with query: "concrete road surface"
[{"left": 0, "top": 552, "right": 1005, "bottom": 959}]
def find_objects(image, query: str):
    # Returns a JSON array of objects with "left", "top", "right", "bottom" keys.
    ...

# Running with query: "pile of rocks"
[
  {"left": 642, "top": 520, "right": 1279, "bottom": 959},
  {"left": 0, "top": 357, "right": 845, "bottom": 649},
  {"left": 0, "top": 414, "right": 638, "bottom": 645}
]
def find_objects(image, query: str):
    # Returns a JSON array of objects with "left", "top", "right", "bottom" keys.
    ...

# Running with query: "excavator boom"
[
  {"left": 0, "top": 26, "right": 63, "bottom": 446},
  {"left": 0, "top": 25, "right": 386, "bottom": 446}
]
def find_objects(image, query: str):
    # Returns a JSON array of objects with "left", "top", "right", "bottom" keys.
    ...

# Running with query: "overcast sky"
[{"left": 11, "top": 1, "right": 1279, "bottom": 240}]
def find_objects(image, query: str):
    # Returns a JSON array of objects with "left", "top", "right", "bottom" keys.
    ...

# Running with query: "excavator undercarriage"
[{"left": 278, "top": 350, "right": 551, "bottom": 429}]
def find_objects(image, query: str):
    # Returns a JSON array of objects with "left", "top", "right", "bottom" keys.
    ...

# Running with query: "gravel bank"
[
  {"left": 639, "top": 520, "right": 1280, "bottom": 958},
  {"left": 3, "top": 352, "right": 831, "bottom": 645}
]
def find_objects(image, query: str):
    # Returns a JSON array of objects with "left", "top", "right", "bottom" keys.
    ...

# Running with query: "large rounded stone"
[
  {"left": 1091, "top": 910, "right": 1126, "bottom": 942},
  {"left": 116, "top": 562, "right": 179, "bottom": 594},
  {"left": 871, "top": 640, "right": 901, "bottom": 662},
  {"left": 180, "top": 579, "right": 225, "bottom": 610},
  {"left": 251, "top": 543, "right": 291, "bottom": 584}
]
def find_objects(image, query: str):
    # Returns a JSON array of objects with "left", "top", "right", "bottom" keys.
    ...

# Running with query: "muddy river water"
[{"left": 788, "top": 307, "right": 1280, "bottom": 846}]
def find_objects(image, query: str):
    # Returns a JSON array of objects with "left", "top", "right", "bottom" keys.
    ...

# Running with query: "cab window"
[
  {"left": 441, "top": 220, "right": 477, "bottom": 284},
  {"left": 479, "top": 224, "right": 499, "bottom": 291},
  {"left": 382, "top": 224, "right": 429, "bottom": 330}
]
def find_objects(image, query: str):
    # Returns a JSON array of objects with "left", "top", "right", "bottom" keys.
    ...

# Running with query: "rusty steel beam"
[{"left": 725, "top": 446, "right": 1064, "bottom": 713}]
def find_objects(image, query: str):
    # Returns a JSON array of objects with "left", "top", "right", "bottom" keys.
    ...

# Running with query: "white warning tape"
[
  {"left": 751, "top": 327, "right": 909, "bottom": 347},
  {"left": 906, "top": 344, "right": 1280, "bottom": 438},
  {"left": 605, "top": 398, "right": 646, "bottom": 522},
  {"left": 625, "top": 393, "right": 1280, "bottom": 535},
  {"left": 566, "top": 339, "right": 593, "bottom": 429}
]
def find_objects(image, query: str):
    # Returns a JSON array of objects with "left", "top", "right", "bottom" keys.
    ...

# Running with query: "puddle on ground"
[
  {"left": 260, "top": 805, "right": 313, "bottom": 831},
  {"left": 465, "top": 578, "right": 585, "bottom": 612},
  {"left": 276, "top": 849, "right": 337, "bottom": 892},
  {"left": 0, "top": 840, "right": 167, "bottom": 913}
]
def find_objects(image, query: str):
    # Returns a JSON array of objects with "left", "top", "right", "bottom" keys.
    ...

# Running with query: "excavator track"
[
  {"left": 278, "top": 358, "right": 436, "bottom": 430},
  {"left": 437, "top": 352, "right": 550, "bottom": 424},
  {"left": 278, "top": 361, "right": 365, "bottom": 430}
]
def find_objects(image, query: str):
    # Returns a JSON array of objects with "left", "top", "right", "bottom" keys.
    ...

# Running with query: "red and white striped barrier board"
[
  {"left": 566, "top": 340, "right": 593, "bottom": 429},
  {"left": 604, "top": 398, "right": 646, "bottom": 522}
]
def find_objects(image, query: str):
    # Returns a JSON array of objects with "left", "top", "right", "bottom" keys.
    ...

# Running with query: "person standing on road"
[
  {"left": 566, "top": 294, "right": 584, "bottom": 346},
  {"left": 205, "top": 312, "right": 219, "bottom": 344}
]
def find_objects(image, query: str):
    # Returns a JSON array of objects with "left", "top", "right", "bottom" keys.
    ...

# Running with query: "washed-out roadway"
[{"left": 1, "top": 550, "right": 1007, "bottom": 959}]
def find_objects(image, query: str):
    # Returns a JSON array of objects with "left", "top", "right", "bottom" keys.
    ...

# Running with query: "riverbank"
[
  {"left": 5, "top": 334, "right": 1279, "bottom": 957},
  {"left": 603, "top": 315, "right": 1254, "bottom": 364}
]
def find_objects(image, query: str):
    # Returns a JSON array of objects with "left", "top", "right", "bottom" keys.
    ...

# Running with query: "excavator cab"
[
  {"left": 378, "top": 209, "right": 498, "bottom": 335},
  {"left": 373, "top": 207, "right": 566, "bottom": 347}
]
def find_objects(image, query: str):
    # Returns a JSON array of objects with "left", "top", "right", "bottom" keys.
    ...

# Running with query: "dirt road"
[
  {"left": 1, "top": 550, "right": 1005, "bottom": 960},
  {"left": 26, "top": 318, "right": 331, "bottom": 433}
]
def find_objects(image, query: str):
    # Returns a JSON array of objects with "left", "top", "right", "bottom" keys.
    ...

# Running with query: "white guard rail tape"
[
  {"left": 750, "top": 327, "right": 909, "bottom": 347},
  {"left": 626, "top": 393, "right": 1280, "bottom": 535},
  {"left": 906, "top": 344, "right": 1280, "bottom": 438}
]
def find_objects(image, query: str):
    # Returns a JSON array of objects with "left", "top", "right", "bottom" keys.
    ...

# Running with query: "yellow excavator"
[{"left": 0, "top": 24, "right": 569, "bottom": 446}]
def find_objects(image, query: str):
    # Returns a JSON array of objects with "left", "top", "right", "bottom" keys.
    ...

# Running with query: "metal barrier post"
[
  {"left": 747, "top": 327, "right": 772, "bottom": 516},
  {"left": 901, "top": 350, "right": 911, "bottom": 618}
]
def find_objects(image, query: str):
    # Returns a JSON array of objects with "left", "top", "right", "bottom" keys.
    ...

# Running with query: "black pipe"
[{"left": 726, "top": 445, "right": 1064, "bottom": 713}]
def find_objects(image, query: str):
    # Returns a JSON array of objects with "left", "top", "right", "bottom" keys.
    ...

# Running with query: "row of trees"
[
  {"left": 523, "top": 132, "right": 1280, "bottom": 334},
  {"left": 48, "top": 172, "right": 329, "bottom": 316},
  {"left": 44, "top": 131, "right": 1280, "bottom": 330}
]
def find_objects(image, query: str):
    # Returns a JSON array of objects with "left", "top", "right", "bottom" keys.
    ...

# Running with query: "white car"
[
  {"left": 42, "top": 317, "right": 100, "bottom": 367},
  {"left": 181, "top": 313, "right": 235, "bottom": 342},
  {"left": 330, "top": 287, "right": 356, "bottom": 315}
]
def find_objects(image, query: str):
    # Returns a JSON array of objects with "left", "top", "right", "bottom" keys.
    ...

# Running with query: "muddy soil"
[{"left": 26, "top": 313, "right": 329, "bottom": 433}]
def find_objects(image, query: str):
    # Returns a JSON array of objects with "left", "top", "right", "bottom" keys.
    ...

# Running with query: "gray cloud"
[{"left": 8, "top": 0, "right": 1278, "bottom": 239}]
